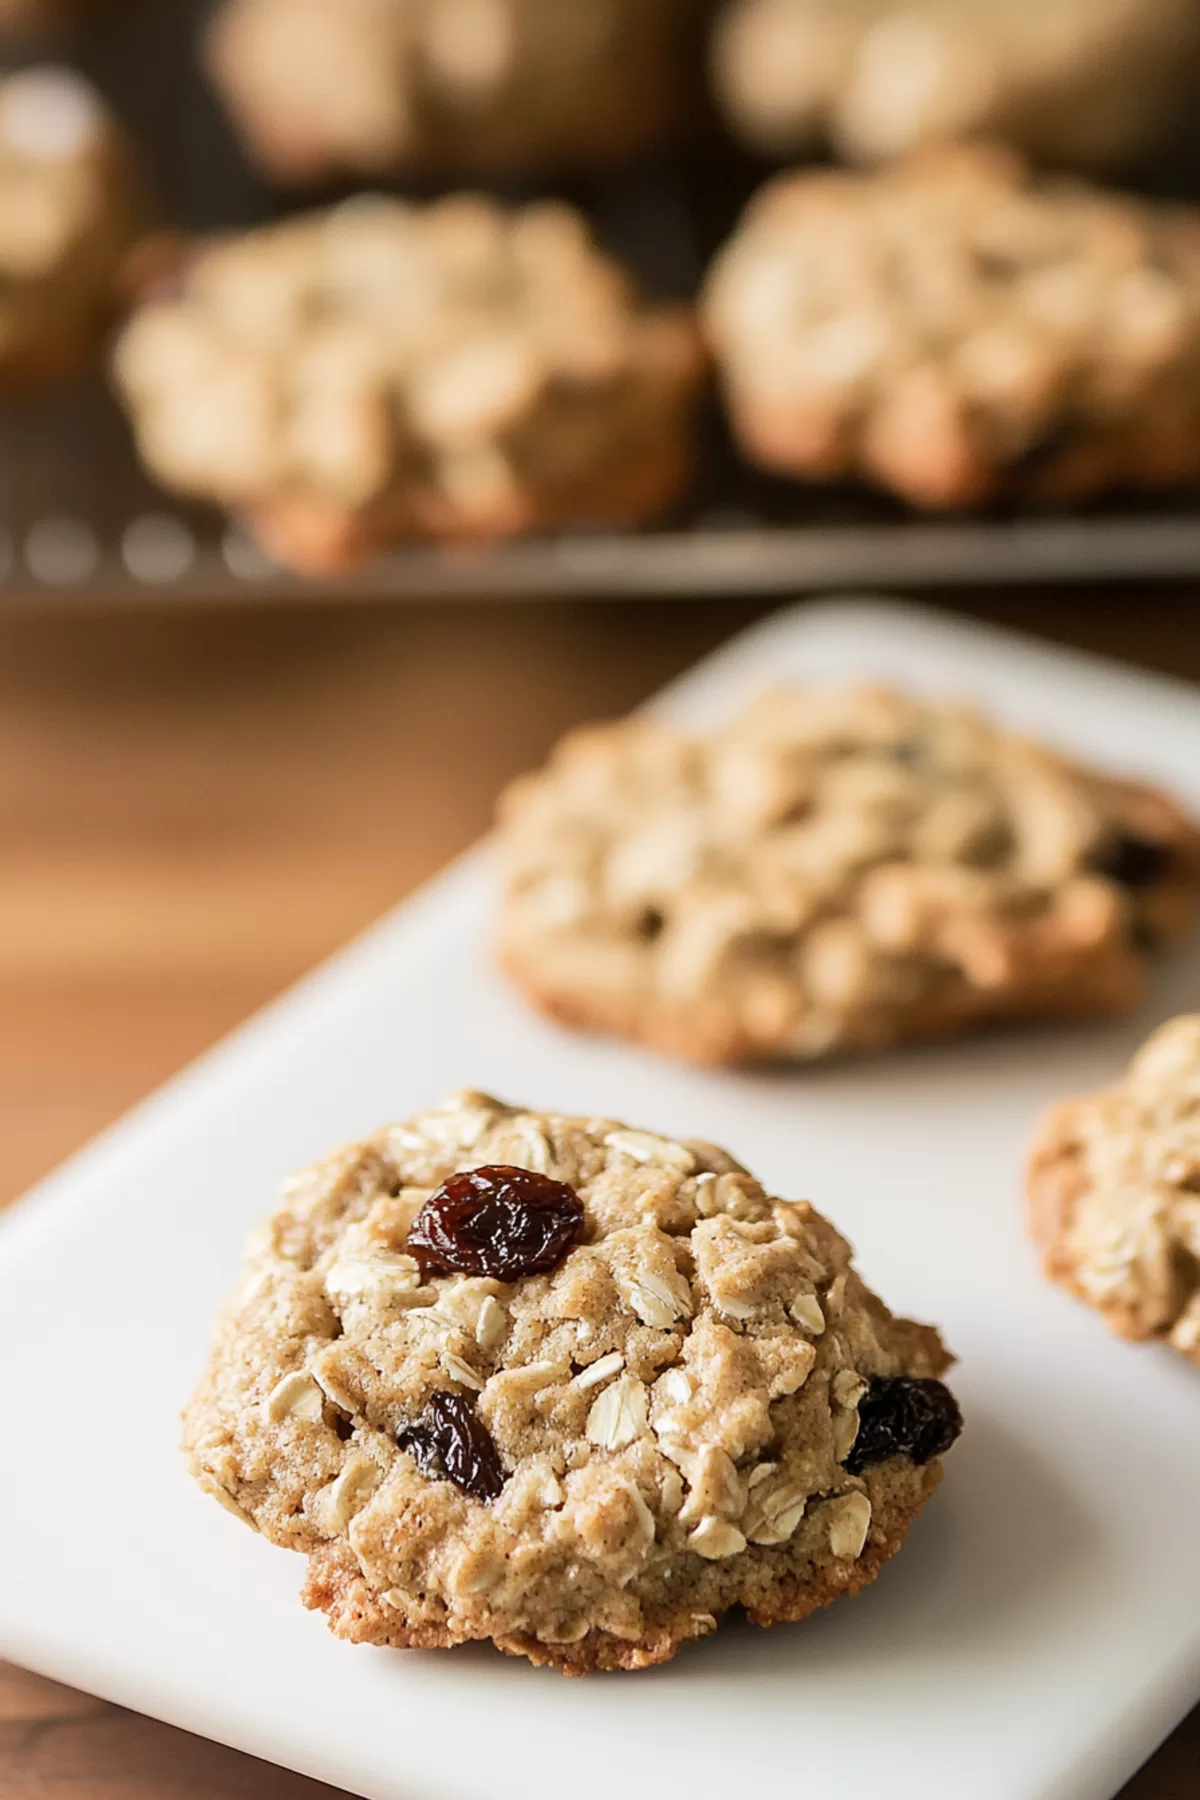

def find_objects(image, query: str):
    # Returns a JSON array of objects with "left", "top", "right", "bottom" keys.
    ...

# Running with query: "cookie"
[
  {"left": 207, "top": 0, "right": 701, "bottom": 184},
  {"left": 0, "top": 66, "right": 144, "bottom": 388},
  {"left": 1028, "top": 1015, "right": 1200, "bottom": 1364},
  {"left": 183, "top": 1091, "right": 961, "bottom": 1672},
  {"left": 703, "top": 149, "right": 1200, "bottom": 510},
  {"left": 497, "top": 684, "right": 1200, "bottom": 1066},
  {"left": 112, "top": 195, "right": 703, "bottom": 572},
  {"left": 712, "top": 0, "right": 1200, "bottom": 171}
]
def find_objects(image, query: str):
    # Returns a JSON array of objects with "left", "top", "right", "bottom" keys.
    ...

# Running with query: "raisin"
[
  {"left": 973, "top": 247, "right": 1022, "bottom": 282},
  {"left": 843, "top": 1377, "right": 962, "bottom": 1475},
  {"left": 636, "top": 906, "right": 666, "bottom": 942},
  {"left": 397, "top": 1391, "right": 505, "bottom": 1503},
  {"left": 407, "top": 1164, "right": 584, "bottom": 1280},
  {"left": 887, "top": 738, "right": 925, "bottom": 766},
  {"left": 1093, "top": 833, "right": 1174, "bottom": 891}
]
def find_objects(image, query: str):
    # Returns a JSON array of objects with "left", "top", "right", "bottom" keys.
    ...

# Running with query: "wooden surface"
[{"left": 1, "top": 592, "right": 1197, "bottom": 1800}]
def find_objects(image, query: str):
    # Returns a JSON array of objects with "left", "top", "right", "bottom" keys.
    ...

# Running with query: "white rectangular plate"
[{"left": 2, "top": 599, "right": 1198, "bottom": 1800}]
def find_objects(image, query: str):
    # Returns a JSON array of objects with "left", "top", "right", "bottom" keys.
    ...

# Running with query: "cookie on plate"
[
  {"left": 206, "top": 0, "right": 701, "bottom": 184},
  {"left": 183, "top": 1091, "right": 962, "bottom": 1672},
  {"left": 0, "top": 66, "right": 144, "bottom": 387},
  {"left": 497, "top": 684, "right": 1200, "bottom": 1066},
  {"left": 712, "top": 0, "right": 1200, "bottom": 172},
  {"left": 112, "top": 195, "right": 702, "bottom": 572},
  {"left": 1028, "top": 1015, "right": 1200, "bottom": 1363},
  {"left": 703, "top": 148, "right": 1200, "bottom": 510}
]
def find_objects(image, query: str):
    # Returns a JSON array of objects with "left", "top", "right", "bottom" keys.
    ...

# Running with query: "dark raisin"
[
  {"left": 887, "top": 738, "right": 925, "bottom": 766},
  {"left": 1092, "top": 833, "right": 1175, "bottom": 891},
  {"left": 636, "top": 906, "right": 666, "bottom": 941},
  {"left": 843, "top": 1377, "right": 963, "bottom": 1475},
  {"left": 397, "top": 1391, "right": 505, "bottom": 1502},
  {"left": 407, "top": 1164, "right": 584, "bottom": 1280},
  {"left": 973, "top": 247, "right": 1022, "bottom": 282}
]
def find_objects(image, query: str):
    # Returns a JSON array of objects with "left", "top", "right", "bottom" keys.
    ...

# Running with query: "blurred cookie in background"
[
  {"left": 113, "top": 195, "right": 704, "bottom": 571},
  {"left": 703, "top": 147, "right": 1200, "bottom": 511},
  {"left": 713, "top": 0, "right": 1200, "bottom": 173},
  {"left": 206, "top": 0, "right": 703, "bottom": 184},
  {"left": 0, "top": 65, "right": 146, "bottom": 388}
]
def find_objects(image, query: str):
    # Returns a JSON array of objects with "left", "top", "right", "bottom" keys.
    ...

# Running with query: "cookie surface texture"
[
  {"left": 183, "top": 1092, "right": 961, "bottom": 1672},
  {"left": 1029, "top": 1014, "right": 1200, "bottom": 1364},
  {"left": 497, "top": 682, "right": 1200, "bottom": 1065}
]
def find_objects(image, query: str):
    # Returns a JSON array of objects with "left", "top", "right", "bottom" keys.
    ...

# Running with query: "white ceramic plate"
[{"left": 1, "top": 599, "right": 1198, "bottom": 1800}]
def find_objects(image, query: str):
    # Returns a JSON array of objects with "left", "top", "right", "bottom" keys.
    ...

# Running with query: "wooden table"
[{"left": 1, "top": 592, "right": 1197, "bottom": 1799}]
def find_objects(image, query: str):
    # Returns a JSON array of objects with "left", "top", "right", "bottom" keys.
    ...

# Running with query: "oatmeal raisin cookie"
[
  {"left": 0, "top": 66, "right": 144, "bottom": 387},
  {"left": 1029, "top": 1014, "right": 1200, "bottom": 1364},
  {"left": 112, "top": 194, "right": 702, "bottom": 572},
  {"left": 712, "top": 0, "right": 1200, "bottom": 172},
  {"left": 497, "top": 683, "right": 1200, "bottom": 1065},
  {"left": 207, "top": 0, "right": 702, "bottom": 184},
  {"left": 703, "top": 149, "right": 1200, "bottom": 510},
  {"left": 183, "top": 1091, "right": 961, "bottom": 1671}
]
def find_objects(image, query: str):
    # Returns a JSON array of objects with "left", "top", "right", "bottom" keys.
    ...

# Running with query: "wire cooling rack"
[{"left": 3, "top": 0, "right": 1200, "bottom": 605}]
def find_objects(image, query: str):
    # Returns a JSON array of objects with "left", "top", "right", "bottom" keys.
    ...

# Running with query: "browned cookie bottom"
[
  {"left": 302, "top": 1458, "right": 943, "bottom": 1673},
  {"left": 248, "top": 431, "right": 694, "bottom": 576}
]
